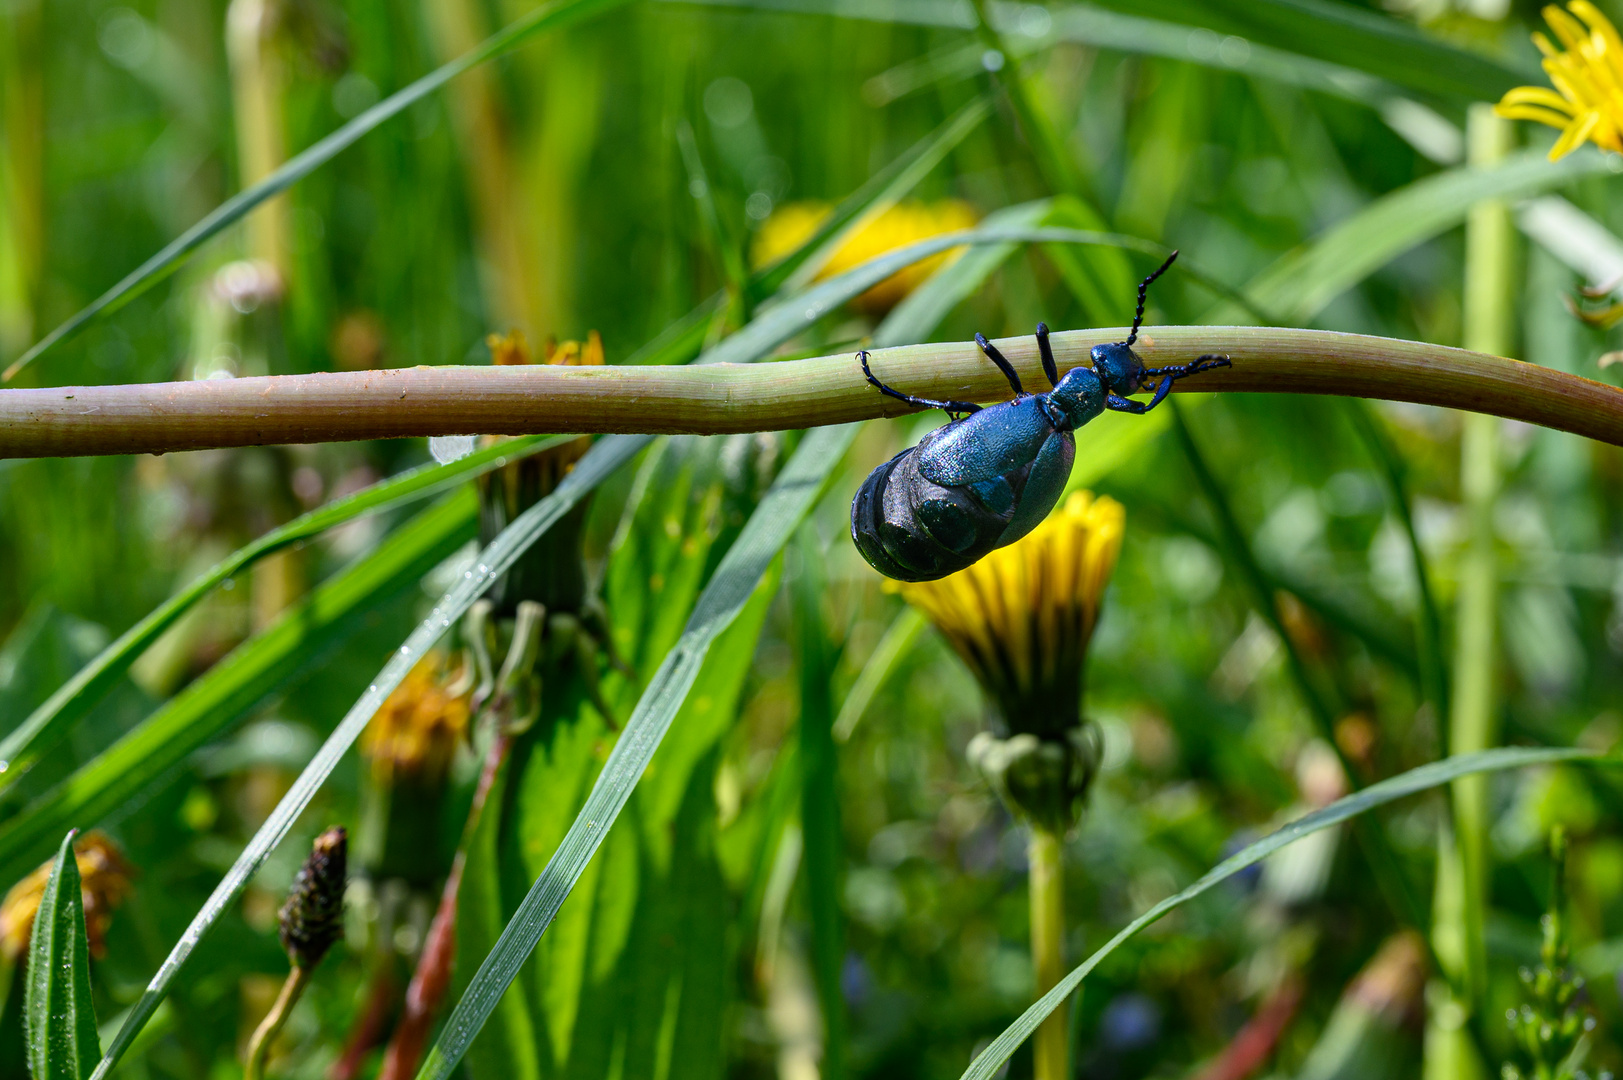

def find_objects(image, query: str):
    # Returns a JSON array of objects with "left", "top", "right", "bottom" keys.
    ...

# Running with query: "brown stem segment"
[
  {"left": 376, "top": 731, "right": 511, "bottom": 1080},
  {"left": 6, "top": 327, "right": 1623, "bottom": 458}
]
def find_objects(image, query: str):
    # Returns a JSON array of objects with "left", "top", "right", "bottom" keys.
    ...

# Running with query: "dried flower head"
[
  {"left": 479, "top": 330, "right": 605, "bottom": 614},
  {"left": 279, "top": 827, "right": 347, "bottom": 970},
  {"left": 752, "top": 199, "right": 978, "bottom": 313},
  {"left": 0, "top": 831, "right": 134, "bottom": 962},
  {"left": 1496, "top": 3, "right": 1623, "bottom": 160},
  {"left": 362, "top": 652, "right": 471, "bottom": 788},
  {"left": 895, "top": 491, "right": 1125, "bottom": 739}
]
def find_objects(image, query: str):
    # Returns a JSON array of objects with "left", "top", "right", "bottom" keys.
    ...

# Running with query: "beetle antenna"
[{"left": 1125, "top": 249, "right": 1178, "bottom": 347}]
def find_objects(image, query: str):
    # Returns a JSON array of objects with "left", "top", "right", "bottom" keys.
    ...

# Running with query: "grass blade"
[
  {"left": 956, "top": 746, "right": 1613, "bottom": 1080},
  {"left": 4, "top": 0, "right": 629, "bottom": 380},
  {"left": 84, "top": 438, "right": 638, "bottom": 1079},
  {"left": 414, "top": 174, "right": 1036, "bottom": 1077},
  {"left": 0, "top": 434, "right": 575, "bottom": 789},
  {"left": 0, "top": 492, "right": 479, "bottom": 889},
  {"left": 757, "top": 96, "right": 991, "bottom": 297},
  {"left": 672, "top": 0, "right": 1522, "bottom": 104},
  {"left": 832, "top": 606, "right": 924, "bottom": 743},
  {"left": 25, "top": 830, "right": 99, "bottom": 1080},
  {"left": 86, "top": 215, "right": 1055, "bottom": 1073},
  {"left": 1238, "top": 150, "right": 1617, "bottom": 326},
  {"left": 413, "top": 422, "right": 858, "bottom": 1080}
]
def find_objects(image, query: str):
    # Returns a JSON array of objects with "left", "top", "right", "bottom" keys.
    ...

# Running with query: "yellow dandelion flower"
[
  {"left": 895, "top": 490, "right": 1124, "bottom": 736},
  {"left": 362, "top": 652, "right": 471, "bottom": 787},
  {"left": 0, "top": 831, "right": 134, "bottom": 962},
  {"left": 752, "top": 199, "right": 978, "bottom": 314},
  {"left": 1496, "top": 2, "right": 1623, "bottom": 159}
]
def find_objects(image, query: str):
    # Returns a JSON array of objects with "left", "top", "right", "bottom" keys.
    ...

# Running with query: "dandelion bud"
[{"left": 279, "top": 827, "right": 347, "bottom": 970}]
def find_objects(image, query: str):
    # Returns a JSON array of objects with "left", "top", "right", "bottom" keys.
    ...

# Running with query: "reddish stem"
[
  {"left": 1191, "top": 975, "right": 1304, "bottom": 1080},
  {"left": 376, "top": 732, "right": 510, "bottom": 1080}
]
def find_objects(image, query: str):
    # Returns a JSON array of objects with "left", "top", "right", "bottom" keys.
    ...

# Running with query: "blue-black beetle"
[{"left": 851, "top": 251, "right": 1230, "bottom": 582}]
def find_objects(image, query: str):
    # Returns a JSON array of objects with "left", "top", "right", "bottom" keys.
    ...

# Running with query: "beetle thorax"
[{"left": 1045, "top": 366, "right": 1106, "bottom": 431}]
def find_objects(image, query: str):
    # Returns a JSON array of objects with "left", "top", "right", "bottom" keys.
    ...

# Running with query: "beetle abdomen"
[{"left": 851, "top": 426, "right": 1032, "bottom": 582}]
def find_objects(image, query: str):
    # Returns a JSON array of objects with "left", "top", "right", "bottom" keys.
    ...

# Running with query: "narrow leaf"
[
  {"left": 84, "top": 444, "right": 634, "bottom": 1079},
  {"left": 0, "top": 434, "right": 575, "bottom": 789},
  {"left": 88, "top": 218, "right": 1140, "bottom": 1074},
  {"left": 5, "top": 0, "right": 629, "bottom": 379},
  {"left": 1239, "top": 150, "right": 1617, "bottom": 325},
  {"left": 415, "top": 167, "right": 1049, "bottom": 1077},
  {"left": 25, "top": 831, "right": 99, "bottom": 1080},
  {"left": 956, "top": 746, "right": 1612, "bottom": 1080},
  {"left": 0, "top": 493, "right": 479, "bottom": 889},
  {"left": 413, "top": 422, "right": 859, "bottom": 1080}
]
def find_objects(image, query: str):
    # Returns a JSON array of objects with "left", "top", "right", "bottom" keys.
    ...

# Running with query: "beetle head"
[
  {"left": 1047, "top": 365, "right": 1106, "bottom": 431},
  {"left": 1089, "top": 342, "right": 1144, "bottom": 396}
]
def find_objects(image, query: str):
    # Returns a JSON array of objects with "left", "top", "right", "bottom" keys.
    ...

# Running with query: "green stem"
[
  {"left": 1171, "top": 400, "right": 1427, "bottom": 935},
  {"left": 1345, "top": 400, "right": 1450, "bottom": 739},
  {"left": 8, "top": 325, "right": 1623, "bottom": 458},
  {"left": 1028, "top": 826, "right": 1067, "bottom": 1080},
  {"left": 243, "top": 964, "right": 312, "bottom": 1080},
  {"left": 1430, "top": 106, "right": 1514, "bottom": 1080}
]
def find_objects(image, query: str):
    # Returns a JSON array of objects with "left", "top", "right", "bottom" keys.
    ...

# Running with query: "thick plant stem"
[
  {"left": 243, "top": 964, "right": 312, "bottom": 1080},
  {"left": 8, "top": 326, "right": 1623, "bottom": 458},
  {"left": 1427, "top": 102, "right": 1513, "bottom": 1080},
  {"left": 1029, "top": 826, "right": 1067, "bottom": 1080}
]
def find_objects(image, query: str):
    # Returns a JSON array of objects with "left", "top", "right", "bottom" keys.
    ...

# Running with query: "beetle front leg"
[
  {"left": 1138, "top": 354, "right": 1231, "bottom": 383},
  {"left": 1106, "top": 374, "right": 1174, "bottom": 415}
]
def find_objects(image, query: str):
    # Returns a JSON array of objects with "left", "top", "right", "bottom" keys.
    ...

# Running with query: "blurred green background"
[{"left": 4, "top": 0, "right": 1623, "bottom": 1076}]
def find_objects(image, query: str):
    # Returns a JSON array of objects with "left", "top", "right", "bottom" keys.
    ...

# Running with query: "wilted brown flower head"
[
  {"left": 362, "top": 652, "right": 470, "bottom": 788},
  {"left": 279, "top": 826, "right": 347, "bottom": 970},
  {"left": 479, "top": 330, "right": 605, "bottom": 614},
  {"left": 0, "top": 831, "right": 134, "bottom": 962}
]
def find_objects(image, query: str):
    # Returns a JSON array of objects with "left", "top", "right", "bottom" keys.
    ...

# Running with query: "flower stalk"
[
  {"left": 898, "top": 492, "right": 1123, "bottom": 1080},
  {"left": 6, "top": 326, "right": 1623, "bottom": 458},
  {"left": 245, "top": 826, "right": 347, "bottom": 1080}
]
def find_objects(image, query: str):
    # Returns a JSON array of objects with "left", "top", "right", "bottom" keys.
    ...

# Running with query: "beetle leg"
[
  {"left": 1035, "top": 322, "right": 1060, "bottom": 388},
  {"left": 1106, "top": 374, "right": 1174, "bottom": 415},
  {"left": 860, "top": 350, "right": 982, "bottom": 417},
  {"left": 974, "top": 333, "right": 1024, "bottom": 396},
  {"left": 1138, "top": 353, "right": 1231, "bottom": 383}
]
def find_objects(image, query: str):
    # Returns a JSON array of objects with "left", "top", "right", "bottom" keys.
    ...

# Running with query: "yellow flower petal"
[{"left": 1551, "top": 109, "right": 1603, "bottom": 159}]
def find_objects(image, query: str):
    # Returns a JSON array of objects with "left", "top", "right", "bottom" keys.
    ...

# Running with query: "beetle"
[{"left": 850, "top": 250, "right": 1230, "bottom": 582}]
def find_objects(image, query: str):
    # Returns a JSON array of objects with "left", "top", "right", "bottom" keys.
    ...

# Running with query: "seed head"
[{"left": 279, "top": 827, "right": 347, "bottom": 970}]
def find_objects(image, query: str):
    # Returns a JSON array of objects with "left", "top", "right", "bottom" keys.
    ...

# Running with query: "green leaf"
[
  {"left": 413, "top": 422, "right": 858, "bottom": 1080},
  {"left": 1093, "top": 0, "right": 1534, "bottom": 104},
  {"left": 0, "top": 492, "right": 479, "bottom": 890},
  {"left": 832, "top": 606, "right": 925, "bottom": 743},
  {"left": 24, "top": 831, "right": 99, "bottom": 1080},
  {"left": 1238, "top": 150, "right": 1619, "bottom": 325},
  {"left": 83, "top": 443, "right": 633, "bottom": 1080},
  {"left": 955, "top": 746, "right": 1614, "bottom": 1080},
  {"left": 682, "top": 0, "right": 1526, "bottom": 105},
  {"left": 86, "top": 215, "right": 1146, "bottom": 1076},
  {"left": 419, "top": 153, "right": 1067, "bottom": 1078},
  {"left": 4, "top": 0, "right": 630, "bottom": 380},
  {"left": 762, "top": 95, "right": 993, "bottom": 296},
  {"left": 0, "top": 434, "right": 575, "bottom": 791}
]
